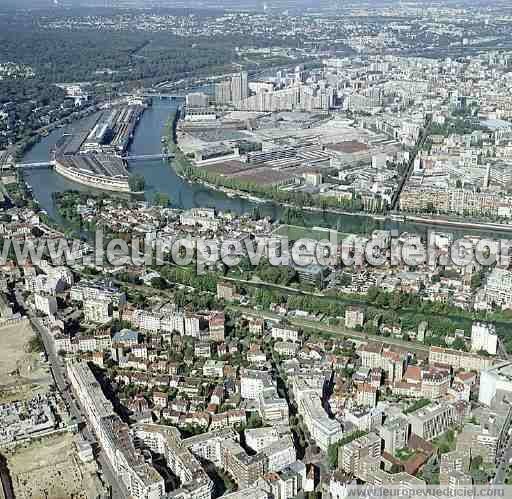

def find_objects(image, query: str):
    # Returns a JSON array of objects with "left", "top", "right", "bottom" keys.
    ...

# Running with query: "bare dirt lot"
[
  {"left": 6, "top": 433, "right": 102, "bottom": 499},
  {"left": 0, "top": 319, "right": 52, "bottom": 403}
]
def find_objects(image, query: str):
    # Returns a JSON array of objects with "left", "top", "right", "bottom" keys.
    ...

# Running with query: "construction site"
[{"left": 5, "top": 432, "right": 102, "bottom": 499}]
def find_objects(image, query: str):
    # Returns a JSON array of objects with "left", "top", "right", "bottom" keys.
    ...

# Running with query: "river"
[
  {"left": 21, "top": 99, "right": 387, "bottom": 235},
  {"left": 20, "top": 99, "right": 510, "bottom": 240},
  {"left": 22, "top": 100, "right": 280, "bottom": 216}
]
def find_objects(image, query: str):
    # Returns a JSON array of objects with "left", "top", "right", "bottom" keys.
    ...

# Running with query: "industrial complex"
[{"left": 53, "top": 104, "right": 145, "bottom": 193}]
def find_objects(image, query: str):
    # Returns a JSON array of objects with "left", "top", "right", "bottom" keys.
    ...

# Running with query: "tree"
[
  {"left": 27, "top": 335, "right": 44, "bottom": 353},
  {"left": 128, "top": 174, "right": 145, "bottom": 192},
  {"left": 246, "top": 412, "right": 263, "bottom": 429},
  {"left": 390, "top": 463, "right": 403, "bottom": 474},
  {"left": 471, "top": 271, "right": 484, "bottom": 290},
  {"left": 151, "top": 276, "right": 169, "bottom": 289},
  {"left": 451, "top": 337, "right": 467, "bottom": 352},
  {"left": 153, "top": 192, "right": 171, "bottom": 207},
  {"left": 327, "top": 442, "right": 339, "bottom": 469}
]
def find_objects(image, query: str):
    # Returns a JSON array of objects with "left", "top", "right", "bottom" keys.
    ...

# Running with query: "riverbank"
[
  {"left": 171, "top": 152, "right": 512, "bottom": 236},
  {"left": 173, "top": 167, "right": 268, "bottom": 205},
  {"left": 169, "top": 109, "right": 512, "bottom": 236},
  {"left": 401, "top": 214, "right": 512, "bottom": 233},
  {"left": 18, "top": 98, "right": 512, "bottom": 240},
  {"left": 54, "top": 158, "right": 132, "bottom": 193}
]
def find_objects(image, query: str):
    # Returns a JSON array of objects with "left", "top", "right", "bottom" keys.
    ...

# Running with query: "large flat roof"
[{"left": 325, "top": 140, "right": 369, "bottom": 154}]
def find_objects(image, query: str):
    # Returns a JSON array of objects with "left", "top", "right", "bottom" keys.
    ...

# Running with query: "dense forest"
[
  {"left": 0, "top": 7, "right": 313, "bottom": 151},
  {"left": 0, "top": 10, "right": 227, "bottom": 151},
  {"left": 0, "top": 8, "right": 305, "bottom": 87},
  {"left": 0, "top": 25, "right": 234, "bottom": 86}
]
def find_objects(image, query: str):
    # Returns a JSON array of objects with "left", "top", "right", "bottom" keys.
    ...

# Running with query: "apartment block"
[
  {"left": 221, "top": 439, "right": 267, "bottom": 489},
  {"left": 439, "top": 450, "right": 471, "bottom": 485},
  {"left": 429, "top": 346, "right": 494, "bottom": 372},
  {"left": 380, "top": 416, "right": 409, "bottom": 454},
  {"left": 133, "top": 423, "right": 213, "bottom": 499},
  {"left": 407, "top": 403, "right": 456, "bottom": 441},
  {"left": 339, "top": 432, "right": 381, "bottom": 480},
  {"left": 345, "top": 307, "right": 364, "bottom": 329},
  {"left": 471, "top": 322, "right": 497, "bottom": 356}
]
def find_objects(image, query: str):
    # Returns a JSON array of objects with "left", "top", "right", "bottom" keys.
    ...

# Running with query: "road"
[
  {"left": 492, "top": 430, "right": 512, "bottom": 485},
  {"left": 14, "top": 289, "right": 128, "bottom": 499},
  {"left": 391, "top": 117, "right": 432, "bottom": 211}
]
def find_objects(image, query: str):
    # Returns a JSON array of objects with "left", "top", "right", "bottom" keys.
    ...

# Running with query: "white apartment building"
[
  {"left": 179, "top": 208, "right": 219, "bottom": 231},
  {"left": 329, "top": 471, "right": 354, "bottom": 499},
  {"left": 133, "top": 424, "right": 213, "bottom": 499},
  {"left": 184, "top": 428, "right": 238, "bottom": 467},
  {"left": 483, "top": 268, "right": 512, "bottom": 308},
  {"left": 380, "top": 416, "right": 409, "bottom": 454},
  {"left": 358, "top": 342, "right": 406, "bottom": 383},
  {"left": 479, "top": 361, "right": 512, "bottom": 406},
  {"left": 340, "top": 432, "right": 381, "bottom": 480},
  {"left": 471, "top": 322, "right": 497, "bottom": 355},
  {"left": 67, "top": 362, "right": 115, "bottom": 433},
  {"left": 95, "top": 333, "right": 112, "bottom": 351},
  {"left": 299, "top": 391, "right": 343, "bottom": 451},
  {"left": 133, "top": 309, "right": 161, "bottom": 332},
  {"left": 258, "top": 473, "right": 297, "bottom": 499},
  {"left": 259, "top": 386, "right": 289, "bottom": 424},
  {"left": 429, "top": 346, "right": 494, "bottom": 371},
  {"left": 344, "top": 406, "right": 383, "bottom": 432},
  {"left": 245, "top": 427, "right": 280, "bottom": 453},
  {"left": 274, "top": 342, "right": 299, "bottom": 357},
  {"left": 457, "top": 407, "right": 512, "bottom": 464},
  {"left": 70, "top": 280, "right": 126, "bottom": 308},
  {"left": 27, "top": 274, "right": 67, "bottom": 296},
  {"left": 407, "top": 403, "right": 456, "bottom": 441},
  {"left": 421, "top": 371, "right": 451, "bottom": 399},
  {"left": 39, "top": 262, "right": 74, "bottom": 287},
  {"left": 67, "top": 362, "right": 164, "bottom": 499},
  {"left": 34, "top": 293, "right": 57, "bottom": 317},
  {"left": 83, "top": 298, "right": 112, "bottom": 324},
  {"left": 241, "top": 369, "right": 274, "bottom": 400},
  {"left": 203, "top": 360, "right": 225, "bottom": 378},
  {"left": 162, "top": 313, "right": 185, "bottom": 335},
  {"left": 78, "top": 336, "right": 97, "bottom": 352},
  {"left": 292, "top": 375, "right": 343, "bottom": 452},
  {"left": 356, "top": 384, "right": 378, "bottom": 408},
  {"left": 185, "top": 314, "right": 201, "bottom": 337},
  {"left": 54, "top": 335, "right": 73, "bottom": 353},
  {"left": 260, "top": 436, "right": 296, "bottom": 472},
  {"left": 345, "top": 307, "right": 364, "bottom": 329},
  {"left": 220, "top": 489, "right": 268, "bottom": 499},
  {"left": 186, "top": 92, "right": 209, "bottom": 108},
  {"left": 271, "top": 325, "right": 300, "bottom": 343},
  {"left": 132, "top": 345, "right": 148, "bottom": 359}
]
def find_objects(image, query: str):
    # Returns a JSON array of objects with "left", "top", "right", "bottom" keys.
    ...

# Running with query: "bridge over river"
[{"left": 15, "top": 153, "right": 172, "bottom": 169}]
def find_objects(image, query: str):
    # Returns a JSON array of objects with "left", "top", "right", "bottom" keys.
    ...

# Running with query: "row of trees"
[
  {"left": 158, "top": 265, "right": 218, "bottom": 294},
  {"left": 248, "top": 281, "right": 512, "bottom": 351},
  {"left": 174, "top": 157, "right": 368, "bottom": 214},
  {"left": 0, "top": 79, "right": 71, "bottom": 151}
]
